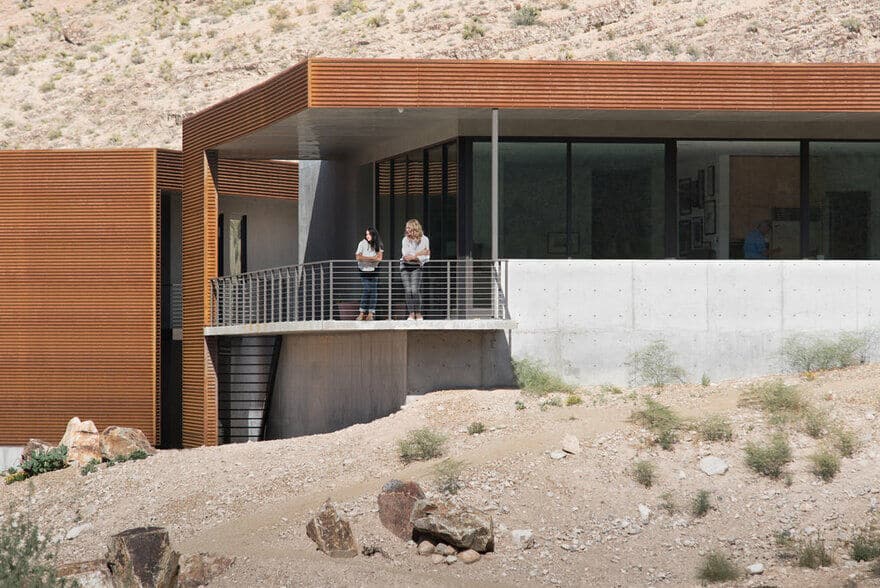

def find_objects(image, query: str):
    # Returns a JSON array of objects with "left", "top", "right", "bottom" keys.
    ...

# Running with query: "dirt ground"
[{"left": 4, "top": 364, "right": 880, "bottom": 586}]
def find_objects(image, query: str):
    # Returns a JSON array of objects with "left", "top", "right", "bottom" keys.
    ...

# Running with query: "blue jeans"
[
  {"left": 400, "top": 266, "right": 422, "bottom": 314},
  {"left": 359, "top": 272, "right": 378, "bottom": 313}
]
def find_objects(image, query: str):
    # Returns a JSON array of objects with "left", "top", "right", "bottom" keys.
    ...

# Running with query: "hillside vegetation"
[{"left": 0, "top": 0, "right": 878, "bottom": 151}]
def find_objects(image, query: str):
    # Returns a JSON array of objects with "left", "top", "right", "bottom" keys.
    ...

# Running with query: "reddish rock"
[
  {"left": 411, "top": 499, "right": 495, "bottom": 553},
  {"left": 178, "top": 553, "right": 235, "bottom": 588},
  {"left": 306, "top": 500, "right": 358, "bottom": 558},
  {"left": 377, "top": 479, "right": 425, "bottom": 540},
  {"left": 106, "top": 526, "right": 179, "bottom": 588},
  {"left": 100, "top": 426, "right": 155, "bottom": 460},
  {"left": 67, "top": 430, "right": 102, "bottom": 467}
]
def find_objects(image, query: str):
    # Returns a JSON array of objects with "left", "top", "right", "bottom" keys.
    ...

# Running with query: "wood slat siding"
[
  {"left": 217, "top": 159, "right": 298, "bottom": 200},
  {"left": 0, "top": 150, "right": 159, "bottom": 445},
  {"left": 307, "top": 59, "right": 880, "bottom": 112}
]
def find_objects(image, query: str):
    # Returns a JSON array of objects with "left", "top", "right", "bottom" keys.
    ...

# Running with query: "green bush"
[
  {"left": 699, "top": 415, "right": 733, "bottom": 441},
  {"left": 79, "top": 458, "right": 100, "bottom": 476},
  {"left": 514, "top": 400, "right": 526, "bottom": 411},
  {"left": 599, "top": 384, "right": 623, "bottom": 395},
  {"left": 851, "top": 532, "right": 880, "bottom": 562},
  {"left": 632, "top": 460, "right": 656, "bottom": 488},
  {"left": 744, "top": 434, "right": 792, "bottom": 478},
  {"left": 691, "top": 490, "right": 712, "bottom": 517},
  {"left": 625, "top": 340, "right": 686, "bottom": 387},
  {"left": 332, "top": 0, "right": 366, "bottom": 16},
  {"left": 697, "top": 551, "right": 740, "bottom": 583},
  {"left": 0, "top": 494, "right": 67, "bottom": 586},
  {"left": 397, "top": 428, "right": 446, "bottom": 463},
  {"left": 809, "top": 448, "right": 840, "bottom": 482},
  {"left": 539, "top": 396, "right": 563, "bottom": 411},
  {"left": 434, "top": 458, "right": 466, "bottom": 495},
  {"left": 565, "top": 394, "right": 582, "bottom": 406},
  {"left": 511, "top": 5, "right": 540, "bottom": 26},
  {"left": 797, "top": 540, "right": 833, "bottom": 568},
  {"left": 802, "top": 408, "right": 828, "bottom": 438},
  {"left": 631, "top": 398, "right": 681, "bottom": 449},
  {"left": 512, "top": 358, "right": 575, "bottom": 395},
  {"left": 739, "top": 380, "right": 808, "bottom": 423},
  {"left": 833, "top": 427, "right": 859, "bottom": 457},
  {"left": 700, "top": 373, "right": 711, "bottom": 387},
  {"left": 467, "top": 421, "right": 485, "bottom": 435},
  {"left": 781, "top": 332, "right": 872, "bottom": 373},
  {"left": 841, "top": 17, "right": 861, "bottom": 33},
  {"left": 19, "top": 446, "right": 68, "bottom": 478},
  {"left": 462, "top": 18, "right": 485, "bottom": 39},
  {"left": 659, "top": 491, "right": 677, "bottom": 514}
]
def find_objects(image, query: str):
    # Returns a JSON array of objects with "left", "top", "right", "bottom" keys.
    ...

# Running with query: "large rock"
[
  {"left": 60, "top": 417, "right": 102, "bottom": 466},
  {"left": 20, "top": 439, "right": 53, "bottom": 463},
  {"left": 60, "top": 417, "right": 98, "bottom": 448},
  {"left": 106, "top": 527, "right": 179, "bottom": 588},
  {"left": 178, "top": 553, "right": 235, "bottom": 588},
  {"left": 55, "top": 560, "right": 113, "bottom": 588},
  {"left": 100, "top": 426, "right": 155, "bottom": 460},
  {"left": 411, "top": 500, "right": 494, "bottom": 553},
  {"left": 699, "top": 456, "right": 729, "bottom": 476},
  {"left": 377, "top": 479, "right": 425, "bottom": 540},
  {"left": 305, "top": 501, "right": 358, "bottom": 558}
]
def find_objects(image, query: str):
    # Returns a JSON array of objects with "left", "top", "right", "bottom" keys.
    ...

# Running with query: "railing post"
[
  {"left": 446, "top": 261, "right": 451, "bottom": 320},
  {"left": 387, "top": 261, "right": 393, "bottom": 320},
  {"left": 329, "top": 261, "right": 334, "bottom": 321},
  {"left": 311, "top": 266, "right": 315, "bottom": 321}
]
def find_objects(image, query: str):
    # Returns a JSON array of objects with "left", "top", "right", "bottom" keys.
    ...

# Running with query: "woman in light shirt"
[
  {"left": 400, "top": 219, "right": 430, "bottom": 320},
  {"left": 354, "top": 227, "right": 383, "bottom": 321}
]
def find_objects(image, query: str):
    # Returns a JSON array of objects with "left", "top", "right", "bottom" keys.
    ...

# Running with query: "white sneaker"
[
  {"left": 416, "top": 315, "right": 424, "bottom": 321},
  {"left": 406, "top": 316, "right": 415, "bottom": 321}
]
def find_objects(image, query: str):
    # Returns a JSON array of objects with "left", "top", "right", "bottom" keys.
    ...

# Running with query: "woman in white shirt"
[
  {"left": 354, "top": 227, "right": 384, "bottom": 320},
  {"left": 400, "top": 219, "right": 430, "bottom": 320}
]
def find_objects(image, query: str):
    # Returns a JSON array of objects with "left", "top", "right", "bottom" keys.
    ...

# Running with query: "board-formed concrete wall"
[{"left": 506, "top": 259, "right": 880, "bottom": 385}]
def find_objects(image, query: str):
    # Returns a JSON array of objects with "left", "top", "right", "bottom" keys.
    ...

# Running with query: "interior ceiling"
[{"left": 214, "top": 108, "right": 880, "bottom": 162}]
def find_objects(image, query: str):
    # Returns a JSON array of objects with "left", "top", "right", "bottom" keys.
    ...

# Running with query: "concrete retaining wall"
[
  {"left": 507, "top": 259, "right": 880, "bottom": 385},
  {"left": 0, "top": 446, "right": 22, "bottom": 470}
]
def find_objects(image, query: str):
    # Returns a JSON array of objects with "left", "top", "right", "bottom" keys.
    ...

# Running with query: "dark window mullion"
[{"left": 800, "top": 140, "right": 810, "bottom": 259}]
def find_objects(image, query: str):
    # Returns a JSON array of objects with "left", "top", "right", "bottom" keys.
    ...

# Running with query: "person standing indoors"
[
  {"left": 355, "top": 227, "right": 383, "bottom": 320},
  {"left": 400, "top": 219, "right": 430, "bottom": 320}
]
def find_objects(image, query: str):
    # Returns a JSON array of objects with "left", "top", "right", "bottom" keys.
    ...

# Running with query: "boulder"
[
  {"left": 747, "top": 563, "right": 765, "bottom": 575},
  {"left": 106, "top": 527, "right": 179, "bottom": 588},
  {"left": 178, "top": 553, "right": 235, "bottom": 588},
  {"left": 411, "top": 500, "right": 494, "bottom": 553},
  {"left": 377, "top": 479, "right": 425, "bottom": 540},
  {"left": 561, "top": 434, "right": 581, "bottom": 455},
  {"left": 417, "top": 540, "right": 435, "bottom": 555},
  {"left": 60, "top": 417, "right": 98, "bottom": 448},
  {"left": 699, "top": 456, "right": 729, "bottom": 476},
  {"left": 100, "top": 427, "right": 155, "bottom": 461},
  {"left": 458, "top": 549, "right": 481, "bottom": 564},
  {"left": 305, "top": 501, "right": 358, "bottom": 558},
  {"left": 55, "top": 560, "right": 113, "bottom": 588},
  {"left": 511, "top": 529, "right": 534, "bottom": 549},
  {"left": 67, "top": 430, "right": 102, "bottom": 467},
  {"left": 20, "top": 439, "right": 53, "bottom": 463}
]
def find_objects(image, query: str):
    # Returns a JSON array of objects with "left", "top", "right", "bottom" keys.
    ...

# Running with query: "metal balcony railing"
[{"left": 209, "top": 259, "right": 510, "bottom": 327}]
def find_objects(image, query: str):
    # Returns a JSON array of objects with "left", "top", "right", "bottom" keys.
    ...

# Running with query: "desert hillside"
[
  {"left": 3, "top": 365, "right": 880, "bottom": 586},
  {"left": 0, "top": 0, "right": 878, "bottom": 151}
]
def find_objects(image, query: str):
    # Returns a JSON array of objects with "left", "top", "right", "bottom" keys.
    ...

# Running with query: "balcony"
[{"left": 206, "top": 259, "right": 515, "bottom": 336}]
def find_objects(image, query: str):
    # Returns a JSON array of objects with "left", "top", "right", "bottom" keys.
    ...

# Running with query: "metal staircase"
[{"left": 216, "top": 335, "right": 282, "bottom": 443}]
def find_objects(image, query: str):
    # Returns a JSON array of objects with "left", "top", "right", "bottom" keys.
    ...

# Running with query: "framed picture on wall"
[
  {"left": 704, "top": 200, "right": 717, "bottom": 235},
  {"left": 692, "top": 218, "right": 703, "bottom": 248},
  {"left": 678, "top": 220, "right": 692, "bottom": 254},
  {"left": 707, "top": 165, "right": 716, "bottom": 197},
  {"left": 678, "top": 179, "right": 692, "bottom": 215}
]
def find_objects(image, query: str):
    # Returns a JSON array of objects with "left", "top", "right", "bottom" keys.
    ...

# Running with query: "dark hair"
[{"left": 365, "top": 227, "right": 384, "bottom": 253}]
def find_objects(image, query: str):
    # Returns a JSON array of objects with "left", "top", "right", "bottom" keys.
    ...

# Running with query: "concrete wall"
[
  {"left": 506, "top": 259, "right": 880, "bottom": 385},
  {"left": 0, "top": 446, "right": 21, "bottom": 470},
  {"left": 407, "top": 330, "right": 513, "bottom": 393},
  {"left": 219, "top": 195, "right": 297, "bottom": 272}
]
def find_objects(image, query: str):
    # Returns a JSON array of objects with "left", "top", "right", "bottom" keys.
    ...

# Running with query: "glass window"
[
  {"left": 572, "top": 143, "right": 665, "bottom": 259},
  {"left": 810, "top": 142, "right": 880, "bottom": 259},
  {"left": 677, "top": 141, "right": 800, "bottom": 259}
]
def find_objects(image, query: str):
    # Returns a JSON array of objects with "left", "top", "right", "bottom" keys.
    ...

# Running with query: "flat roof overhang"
[
  {"left": 183, "top": 59, "right": 880, "bottom": 163},
  {"left": 204, "top": 319, "right": 517, "bottom": 337}
]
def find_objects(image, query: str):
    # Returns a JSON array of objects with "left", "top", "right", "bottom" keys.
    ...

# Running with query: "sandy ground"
[
  {"left": 3, "top": 364, "right": 880, "bottom": 586},
  {"left": 1, "top": 0, "right": 879, "bottom": 150}
]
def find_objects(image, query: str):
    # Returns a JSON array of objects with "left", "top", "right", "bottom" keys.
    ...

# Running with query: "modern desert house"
[{"left": 3, "top": 58, "right": 880, "bottom": 461}]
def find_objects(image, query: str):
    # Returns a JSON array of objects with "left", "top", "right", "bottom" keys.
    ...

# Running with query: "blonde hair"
[{"left": 405, "top": 219, "right": 423, "bottom": 240}]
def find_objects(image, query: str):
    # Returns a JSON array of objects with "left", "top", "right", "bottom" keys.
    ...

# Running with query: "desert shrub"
[
  {"left": 842, "top": 17, "right": 862, "bottom": 33},
  {"left": 333, "top": 0, "right": 366, "bottom": 16},
  {"left": 0, "top": 494, "right": 67, "bottom": 586},
  {"left": 366, "top": 14, "right": 387, "bottom": 27},
  {"left": 663, "top": 41, "right": 680, "bottom": 56},
  {"left": 79, "top": 458, "right": 100, "bottom": 476},
  {"left": 4, "top": 471, "right": 27, "bottom": 485},
  {"left": 797, "top": 540, "right": 833, "bottom": 568},
  {"left": 39, "top": 80, "right": 54, "bottom": 93},
  {"left": 184, "top": 51, "right": 212, "bottom": 64},
  {"left": 565, "top": 394, "right": 582, "bottom": 406},
  {"left": 659, "top": 491, "right": 677, "bottom": 514},
  {"left": 600, "top": 384, "right": 623, "bottom": 395},
  {"left": 19, "top": 446, "right": 68, "bottom": 478},
  {"left": 513, "top": 358, "right": 575, "bottom": 395},
  {"left": 694, "top": 16, "right": 707, "bottom": 27},
  {"left": 514, "top": 400, "right": 526, "bottom": 410},
  {"left": 781, "top": 332, "right": 872, "bottom": 372},
  {"left": 462, "top": 18, "right": 484, "bottom": 39},
  {"left": 808, "top": 448, "right": 840, "bottom": 482},
  {"left": 511, "top": 5, "right": 540, "bottom": 26},
  {"left": 106, "top": 449, "right": 149, "bottom": 467},
  {"left": 625, "top": 340, "right": 686, "bottom": 387},
  {"left": 656, "top": 428, "right": 677, "bottom": 450},
  {"left": 434, "top": 458, "right": 466, "bottom": 495},
  {"left": 691, "top": 490, "right": 712, "bottom": 517},
  {"left": 397, "top": 428, "right": 446, "bottom": 463},
  {"left": 268, "top": 4, "right": 291, "bottom": 31},
  {"left": 833, "top": 427, "right": 859, "bottom": 457},
  {"left": 697, "top": 551, "right": 740, "bottom": 583},
  {"left": 539, "top": 396, "right": 563, "bottom": 411},
  {"left": 631, "top": 398, "right": 681, "bottom": 448},
  {"left": 802, "top": 408, "right": 828, "bottom": 438},
  {"left": 700, "top": 373, "right": 711, "bottom": 387},
  {"left": 632, "top": 460, "right": 656, "bottom": 488},
  {"left": 739, "top": 380, "right": 807, "bottom": 423},
  {"left": 744, "top": 434, "right": 792, "bottom": 478},
  {"left": 158, "top": 60, "right": 174, "bottom": 82},
  {"left": 635, "top": 40, "right": 652, "bottom": 55},
  {"left": 467, "top": 421, "right": 485, "bottom": 435},
  {"left": 851, "top": 531, "right": 880, "bottom": 562},
  {"left": 699, "top": 415, "right": 733, "bottom": 441}
]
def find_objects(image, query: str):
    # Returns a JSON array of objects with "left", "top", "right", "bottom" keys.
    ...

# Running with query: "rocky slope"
[
  {"left": 3, "top": 364, "right": 880, "bottom": 586},
  {"left": 0, "top": 0, "right": 878, "bottom": 151}
]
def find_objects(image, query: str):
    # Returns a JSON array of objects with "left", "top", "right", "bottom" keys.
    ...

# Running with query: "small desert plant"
[
  {"left": 635, "top": 40, "right": 652, "bottom": 56},
  {"left": 700, "top": 373, "right": 710, "bottom": 387},
  {"left": 631, "top": 398, "right": 681, "bottom": 448},
  {"left": 699, "top": 415, "right": 733, "bottom": 442},
  {"left": 511, "top": 5, "right": 540, "bottom": 26},
  {"left": 691, "top": 490, "right": 712, "bottom": 517},
  {"left": 366, "top": 14, "right": 387, "bottom": 27},
  {"left": 19, "top": 446, "right": 68, "bottom": 478},
  {"left": 841, "top": 17, "right": 861, "bottom": 33},
  {"left": 744, "top": 434, "right": 792, "bottom": 478},
  {"left": 781, "top": 332, "right": 872, "bottom": 372},
  {"left": 632, "top": 460, "right": 656, "bottom": 488},
  {"left": 397, "top": 428, "right": 446, "bottom": 463},
  {"left": 513, "top": 358, "right": 575, "bottom": 395},
  {"left": 565, "top": 393, "right": 582, "bottom": 406},
  {"left": 39, "top": 80, "right": 55, "bottom": 93},
  {"left": 663, "top": 41, "right": 680, "bottom": 56},
  {"left": 333, "top": 0, "right": 366, "bottom": 16},
  {"left": 79, "top": 458, "right": 100, "bottom": 476},
  {"left": 697, "top": 551, "right": 740, "bottom": 583},
  {"left": 694, "top": 16, "right": 707, "bottom": 27},
  {"left": 802, "top": 408, "right": 828, "bottom": 438},
  {"left": 462, "top": 18, "right": 484, "bottom": 39},
  {"left": 739, "top": 380, "right": 807, "bottom": 423},
  {"left": 158, "top": 60, "right": 174, "bottom": 82},
  {"left": 467, "top": 421, "right": 485, "bottom": 435},
  {"left": 851, "top": 531, "right": 880, "bottom": 562},
  {"left": 659, "top": 491, "right": 677, "bottom": 514},
  {"left": 0, "top": 491, "right": 67, "bottom": 586},
  {"left": 184, "top": 51, "right": 212, "bottom": 64},
  {"left": 687, "top": 45, "right": 702, "bottom": 59},
  {"left": 434, "top": 458, "right": 466, "bottom": 495},
  {"left": 599, "top": 383, "right": 623, "bottom": 395},
  {"left": 514, "top": 400, "right": 526, "bottom": 410},
  {"left": 808, "top": 448, "right": 840, "bottom": 482},
  {"left": 539, "top": 396, "right": 563, "bottom": 411},
  {"left": 625, "top": 340, "right": 686, "bottom": 387},
  {"left": 268, "top": 4, "right": 291, "bottom": 32},
  {"left": 832, "top": 427, "right": 859, "bottom": 457},
  {"left": 797, "top": 540, "right": 833, "bottom": 568}
]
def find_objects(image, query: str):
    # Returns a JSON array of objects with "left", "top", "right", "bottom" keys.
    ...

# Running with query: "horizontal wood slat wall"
[
  {"left": 307, "top": 59, "right": 880, "bottom": 112},
  {"left": 217, "top": 159, "right": 298, "bottom": 200},
  {"left": 0, "top": 150, "right": 159, "bottom": 445}
]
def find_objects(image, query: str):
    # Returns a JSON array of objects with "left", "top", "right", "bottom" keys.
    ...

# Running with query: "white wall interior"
[{"left": 219, "top": 194, "right": 298, "bottom": 272}]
